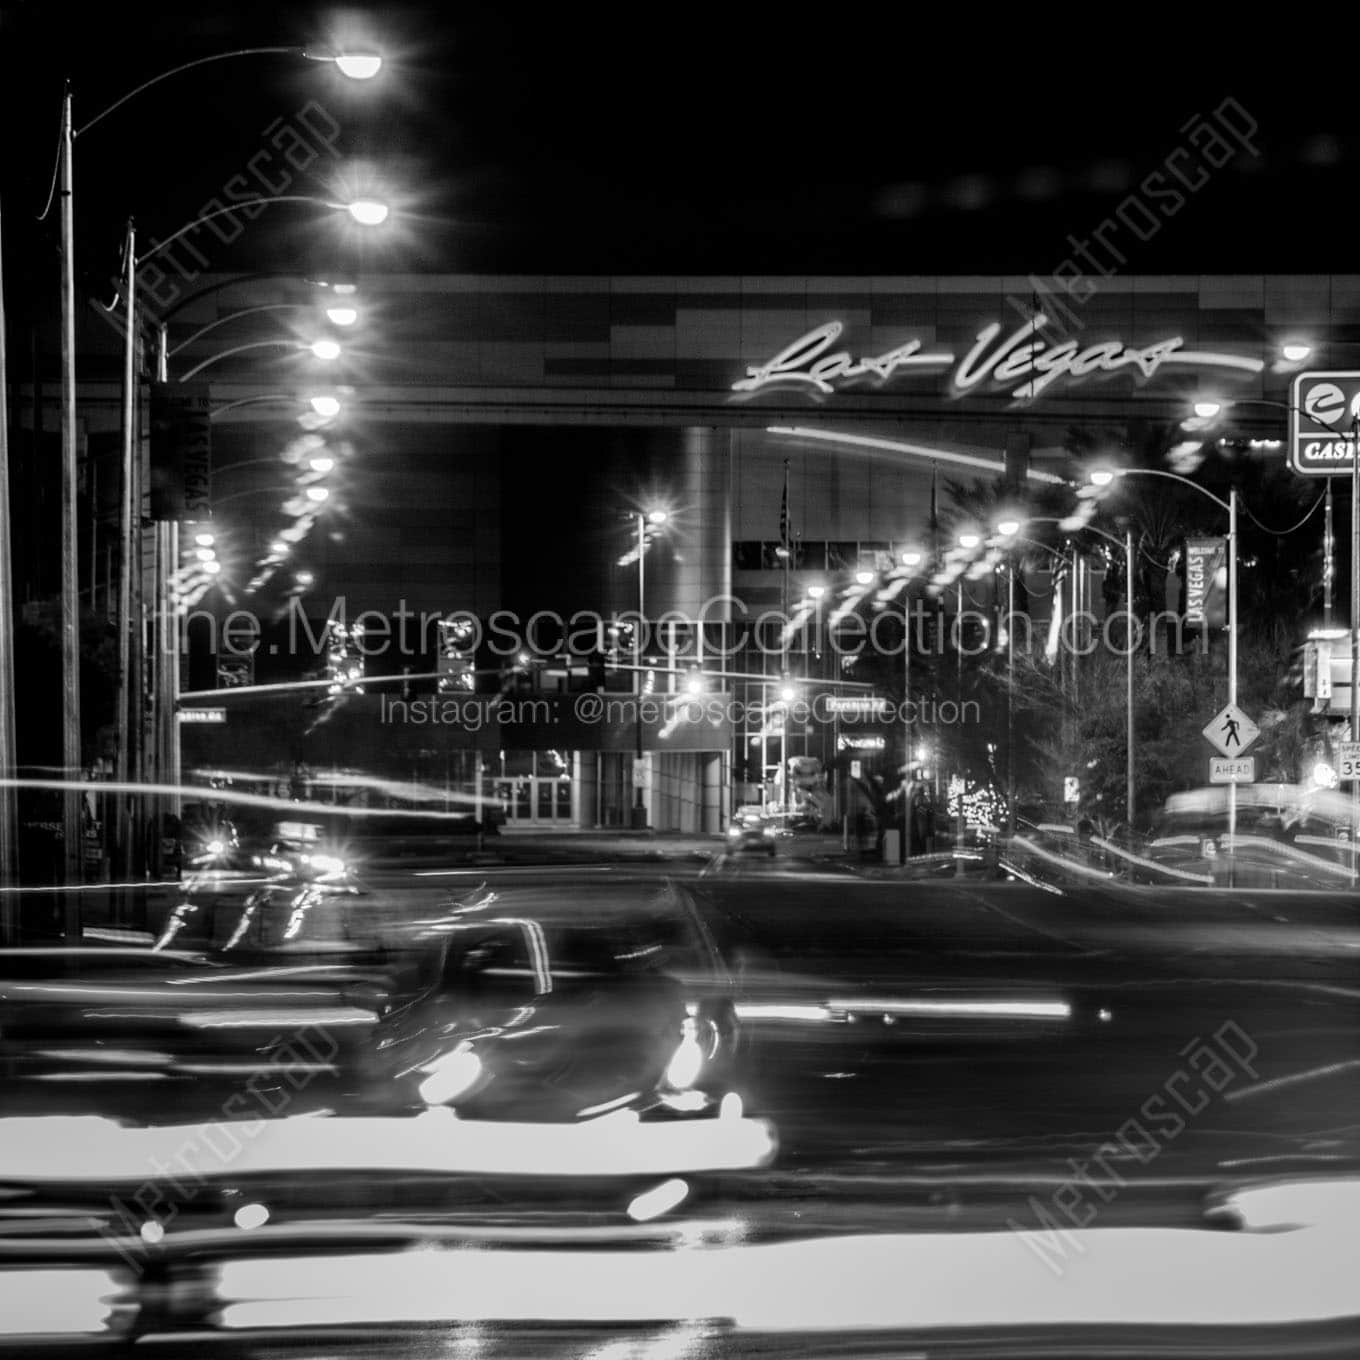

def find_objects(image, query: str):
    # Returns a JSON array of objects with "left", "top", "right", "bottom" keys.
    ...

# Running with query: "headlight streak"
[
  {"left": 207, "top": 1198, "right": 1360, "bottom": 1331},
  {"left": 0, "top": 1269, "right": 120, "bottom": 1335},
  {"left": 732, "top": 999, "right": 1071, "bottom": 1022},
  {"left": 0, "top": 1109, "right": 777, "bottom": 1181}
]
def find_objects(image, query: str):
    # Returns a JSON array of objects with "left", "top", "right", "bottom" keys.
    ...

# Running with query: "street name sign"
[
  {"left": 1209, "top": 756, "right": 1255, "bottom": 784},
  {"left": 177, "top": 708, "right": 226, "bottom": 724},
  {"left": 1203, "top": 703, "right": 1259, "bottom": 758},
  {"left": 1289, "top": 371, "right": 1360, "bottom": 476}
]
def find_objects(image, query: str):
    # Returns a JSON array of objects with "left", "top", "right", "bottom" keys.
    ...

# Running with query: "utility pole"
[
  {"left": 633, "top": 513, "right": 646, "bottom": 829},
  {"left": 116, "top": 221, "right": 135, "bottom": 880},
  {"left": 1351, "top": 419, "right": 1359, "bottom": 878},
  {"left": 0, "top": 197, "right": 18, "bottom": 927},
  {"left": 1125, "top": 529, "right": 1135, "bottom": 833},
  {"left": 59, "top": 87, "right": 82, "bottom": 917}
]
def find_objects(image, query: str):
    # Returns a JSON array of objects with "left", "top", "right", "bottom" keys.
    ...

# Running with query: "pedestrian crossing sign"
[{"left": 1203, "top": 703, "right": 1259, "bottom": 758}]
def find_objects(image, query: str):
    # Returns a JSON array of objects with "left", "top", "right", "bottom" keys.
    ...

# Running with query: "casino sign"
[{"left": 1289, "top": 371, "right": 1360, "bottom": 476}]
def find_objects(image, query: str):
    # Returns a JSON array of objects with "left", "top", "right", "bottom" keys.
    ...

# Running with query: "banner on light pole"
[{"left": 1185, "top": 537, "right": 1226, "bottom": 627}]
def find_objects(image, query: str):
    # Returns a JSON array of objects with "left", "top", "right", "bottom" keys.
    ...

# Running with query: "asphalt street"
[{"left": 5, "top": 850, "right": 1359, "bottom": 1240}]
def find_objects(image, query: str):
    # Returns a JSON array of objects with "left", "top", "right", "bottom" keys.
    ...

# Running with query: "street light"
[
  {"left": 1088, "top": 465, "right": 1239, "bottom": 850},
  {"left": 633, "top": 508, "right": 668, "bottom": 827},
  {"left": 897, "top": 549, "right": 925, "bottom": 862},
  {"left": 958, "top": 532, "right": 981, "bottom": 550},
  {"left": 53, "top": 41, "right": 383, "bottom": 901},
  {"left": 166, "top": 303, "right": 362, "bottom": 362},
  {"left": 109, "top": 195, "right": 383, "bottom": 875}
]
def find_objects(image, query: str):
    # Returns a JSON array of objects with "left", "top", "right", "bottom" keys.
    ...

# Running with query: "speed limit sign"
[{"left": 1339, "top": 742, "right": 1360, "bottom": 783}]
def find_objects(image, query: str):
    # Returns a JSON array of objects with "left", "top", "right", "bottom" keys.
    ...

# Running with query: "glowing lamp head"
[
  {"left": 325, "top": 306, "right": 358, "bottom": 327},
  {"left": 854, "top": 570, "right": 875, "bottom": 585},
  {"left": 646, "top": 509, "right": 668, "bottom": 525},
  {"left": 1193, "top": 400, "right": 1222, "bottom": 420},
  {"left": 203, "top": 560, "right": 223, "bottom": 576},
  {"left": 780, "top": 685, "right": 796, "bottom": 703},
  {"left": 305, "top": 485, "right": 330, "bottom": 503},
  {"left": 996, "top": 519, "right": 1021, "bottom": 537},
  {"left": 308, "top": 456, "right": 336, "bottom": 473},
  {"left": 1282, "top": 342, "right": 1312, "bottom": 363},
  {"left": 193, "top": 531, "right": 215, "bottom": 548},
  {"left": 345, "top": 198, "right": 389, "bottom": 225},
  {"left": 958, "top": 533, "right": 980, "bottom": 550},
  {"left": 310, "top": 339, "right": 341, "bottom": 361},
  {"left": 1089, "top": 469, "right": 1116, "bottom": 488},
  {"left": 685, "top": 673, "right": 704, "bottom": 695},
  {"left": 309, "top": 395, "right": 341, "bottom": 418},
  {"left": 807, "top": 584, "right": 826, "bottom": 599},
  {"left": 333, "top": 52, "right": 382, "bottom": 79},
  {"left": 901, "top": 551, "right": 923, "bottom": 567}
]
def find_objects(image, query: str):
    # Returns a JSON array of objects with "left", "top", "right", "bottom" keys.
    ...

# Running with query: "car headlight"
[
  {"left": 417, "top": 1043, "right": 483, "bottom": 1106},
  {"left": 206, "top": 839, "right": 225, "bottom": 856},
  {"left": 664, "top": 1017, "right": 718, "bottom": 1091}
]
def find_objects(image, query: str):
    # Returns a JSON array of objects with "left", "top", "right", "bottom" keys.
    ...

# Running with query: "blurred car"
[
  {"left": 725, "top": 806, "right": 777, "bottom": 856},
  {"left": 361, "top": 880, "right": 743, "bottom": 1124}
]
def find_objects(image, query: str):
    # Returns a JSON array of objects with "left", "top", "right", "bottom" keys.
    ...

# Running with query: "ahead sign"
[
  {"left": 1209, "top": 756, "right": 1255, "bottom": 785},
  {"left": 1290, "top": 371, "right": 1360, "bottom": 476}
]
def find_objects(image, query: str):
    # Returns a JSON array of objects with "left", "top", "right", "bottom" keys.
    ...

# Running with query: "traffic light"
[{"left": 438, "top": 618, "right": 477, "bottom": 692}]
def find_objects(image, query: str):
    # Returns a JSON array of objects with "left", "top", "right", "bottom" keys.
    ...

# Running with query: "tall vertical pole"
[
  {"left": 157, "top": 329, "right": 179, "bottom": 840},
  {"left": 1125, "top": 529, "right": 1135, "bottom": 833},
  {"left": 1325, "top": 476, "right": 1335, "bottom": 630},
  {"left": 0, "top": 198, "right": 19, "bottom": 920},
  {"left": 1007, "top": 558, "right": 1015, "bottom": 836},
  {"left": 1350, "top": 422, "right": 1359, "bottom": 874},
  {"left": 1228, "top": 487, "right": 1239, "bottom": 874},
  {"left": 634, "top": 513, "right": 645, "bottom": 827},
  {"left": 901, "top": 578, "right": 911, "bottom": 862},
  {"left": 116, "top": 222, "right": 135, "bottom": 878},
  {"left": 59, "top": 88, "right": 82, "bottom": 914}
]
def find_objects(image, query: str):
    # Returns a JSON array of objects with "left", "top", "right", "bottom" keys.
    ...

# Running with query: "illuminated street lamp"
[
  {"left": 305, "top": 486, "right": 331, "bottom": 503},
  {"left": 310, "top": 394, "right": 342, "bottom": 418},
  {"left": 958, "top": 532, "right": 981, "bottom": 550},
  {"left": 632, "top": 508, "right": 668, "bottom": 827},
  {"left": 855, "top": 569, "right": 875, "bottom": 586},
  {"left": 1282, "top": 342, "right": 1313, "bottom": 364},
  {"left": 1087, "top": 465, "right": 1238, "bottom": 849},
  {"left": 308, "top": 456, "right": 336, "bottom": 474},
  {"left": 56, "top": 41, "right": 386, "bottom": 898}
]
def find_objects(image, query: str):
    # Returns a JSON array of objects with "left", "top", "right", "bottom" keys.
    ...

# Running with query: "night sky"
[{"left": 2, "top": 2, "right": 1357, "bottom": 292}]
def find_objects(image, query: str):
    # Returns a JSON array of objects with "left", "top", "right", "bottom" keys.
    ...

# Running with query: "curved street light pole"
[
  {"left": 61, "top": 48, "right": 382, "bottom": 902},
  {"left": 1103, "top": 468, "right": 1238, "bottom": 864}
]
